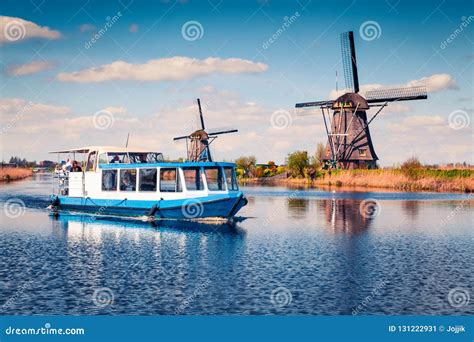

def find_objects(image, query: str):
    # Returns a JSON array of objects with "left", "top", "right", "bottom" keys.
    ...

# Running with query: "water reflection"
[
  {"left": 320, "top": 199, "right": 374, "bottom": 235},
  {"left": 402, "top": 201, "right": 421, "bottom": 219},
  {"left": 287, "top": 198, "right": 309, "bottom": 218}
]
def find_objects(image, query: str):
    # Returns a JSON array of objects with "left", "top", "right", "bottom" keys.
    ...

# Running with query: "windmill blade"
[
  {"left": 341, "top": 31, "right": 359, "bottom": 93},
  {"left": 173, "top": 135, "right": 189, "bottom": 141},
  {"left": 295, "top": 100, "right": 334, "bottom": 108},
  {"left": 197, "top": 98, "right": 205, "bottom": 130},
  {"left": 207, "top": 129, "right": 238, "bottom": 136},
  {"left": 365, "top": 86, "right": 427, "bottom": 103}
]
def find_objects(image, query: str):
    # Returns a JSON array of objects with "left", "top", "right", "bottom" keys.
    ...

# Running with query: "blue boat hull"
[{"left": 50, "top": 192, "right": 247, "bottom": 219}]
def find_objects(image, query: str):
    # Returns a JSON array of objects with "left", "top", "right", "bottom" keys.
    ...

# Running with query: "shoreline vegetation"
[
  {"left": 0, "top": 168, "right": 33, "bottom": 182},
  {"left": 239, "top": 168, "right": 474, "bottom": 193},
  {"left": 235, "top": 153, "right": 473, "bottom": 193}
]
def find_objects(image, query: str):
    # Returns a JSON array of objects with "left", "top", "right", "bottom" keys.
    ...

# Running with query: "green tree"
[
  {"left": 287, "top": 151, "right": 309, "bottom": 178},
  {"left": 235, "top": 156, "right": 257, "bottom": 178}
]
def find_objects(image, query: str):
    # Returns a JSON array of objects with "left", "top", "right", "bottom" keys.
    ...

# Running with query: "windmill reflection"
[{"left": 320, "top": 198, "right": 376, "bottom": 235}]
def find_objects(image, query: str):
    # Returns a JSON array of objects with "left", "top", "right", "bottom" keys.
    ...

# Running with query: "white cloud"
[
  {"left": 388, "top": 115, "right": 445, "bottom": 133},
  {"left": 0, "top": 16, "right": 61, "bottom": 43},
  {"left": 55, "top": 57, "right": 268, "bottom": 83},
  {"left": 329, "top": 73, "right": 457, "bottom": 98},
  {"left": 0, "top": 98, "right": 69, "bottom": 120},
  {"left": 6, "top": 61, "right": 55, "bottom": 76},
  {"left": 405, "top": 73, "right": 458, "bottom": 92}
]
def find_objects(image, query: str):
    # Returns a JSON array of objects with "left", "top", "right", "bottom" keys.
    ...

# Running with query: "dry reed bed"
[
  {"left": 0, "top": 168, "right": 33, "bottom": 182},
  {"left": 314, "top": 169, "right": 473, "bottom": 192}
]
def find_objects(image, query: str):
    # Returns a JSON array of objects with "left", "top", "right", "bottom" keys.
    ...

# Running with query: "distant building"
[{"left": 38, "top": 160, "right": 55, "bottom": 167}]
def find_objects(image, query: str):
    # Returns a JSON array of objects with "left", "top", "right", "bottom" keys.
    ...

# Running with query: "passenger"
[
  {"left": 71, "top": 161, "right": 82, "bottom": 172},
  {"left": 139, "top": 154, "right": 148, "bottom": 163},
  {"left": 111, "top": 155, "right": 121, "bottom": 163},
  {"left": 65, "top": 158, "right": 72, "bottom": 171}
]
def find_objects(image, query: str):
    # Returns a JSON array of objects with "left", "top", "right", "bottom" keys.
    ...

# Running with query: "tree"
[
  {"left": 315, "top": 142, "right": 325, "bottom": 164},
  {"left": 235, "top": 156, "right": 257, "bottom": 178},
  {"left": 286, "top": 151, "right": 309, "bottom": 178}
]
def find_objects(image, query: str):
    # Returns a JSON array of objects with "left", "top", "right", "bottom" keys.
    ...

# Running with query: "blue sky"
[{"left": 0, "top": 0, "right": 472, "bottom": 165}]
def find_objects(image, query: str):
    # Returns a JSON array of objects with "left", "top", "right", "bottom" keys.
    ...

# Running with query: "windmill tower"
[
  {"left": 173, "top": 99, "right": 238, "bottom": 162},
  {"left": 296, "top": 31, "right": 428, "bottom": 169}
]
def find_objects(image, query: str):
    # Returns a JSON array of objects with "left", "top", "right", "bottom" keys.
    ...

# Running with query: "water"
[{"left": 0, "top": 174, "right": 473, "bottom": 315}]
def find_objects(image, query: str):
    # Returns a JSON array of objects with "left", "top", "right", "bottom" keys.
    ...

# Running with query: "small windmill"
[
  {"left": 295, "top": 31, "right": 428, "bottom": 169},
  {"left": 173, "top": 99, "right": 238, "bottom": 162}
]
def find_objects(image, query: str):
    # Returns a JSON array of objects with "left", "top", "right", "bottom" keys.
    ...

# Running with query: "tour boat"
[{"left": 48, "top": 146, "right": 247, "bottom": 220}]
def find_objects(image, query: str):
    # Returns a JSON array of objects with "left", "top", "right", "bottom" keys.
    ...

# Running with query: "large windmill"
[
  {"left": 173, "top": 99, "right": 238, "bottom": 162},
  {"left": 295, "top": 31, "right": 428, "bottom": 169}
]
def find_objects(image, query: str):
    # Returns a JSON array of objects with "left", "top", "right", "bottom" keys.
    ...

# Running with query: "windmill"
[
  {"left": 295, "top": 31, "right": 428, "bottom": 169},
  {"left": 173, "top": 98, "right": 238, "bottom": 162}
]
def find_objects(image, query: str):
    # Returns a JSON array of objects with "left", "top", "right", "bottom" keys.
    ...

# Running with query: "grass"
[{"left": 0, "top": 168, "right": 33, "bottom": 182}]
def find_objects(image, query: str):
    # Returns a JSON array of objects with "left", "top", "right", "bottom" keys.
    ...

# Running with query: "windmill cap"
[{"left": 332, "top": 92, "right": 369, "bottom": 110}]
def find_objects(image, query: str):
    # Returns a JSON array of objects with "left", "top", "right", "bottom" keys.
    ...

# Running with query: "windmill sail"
[
  {"left": 341, "top": 31, "right": 359, "bottom": 93},
  {"left": 365, "top": 86, "right": 428, "bottom": 103}
]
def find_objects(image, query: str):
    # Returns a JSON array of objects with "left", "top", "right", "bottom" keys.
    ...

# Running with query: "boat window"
[
  {"left": 102, "top": 170, "right": 117, "bottom": 191},
  {"left": 160, "top": 168, "right": 182, "bottom": 192},
  {"left": 129, "top": 152, "right": 164, "bottom": 163},
  {"left": 98, "top": 153, "right": 108, "bottom": 164},
  {"left": 120, "top": 169, "right": 137, "bottom": 191},
  {"left": 224, "top": 167, "right": 239, "bottom": 191},
  {"left": 108, "top": 153, "right": 129, "bottom": 164},
  {"left": 204, "top": 167, "right": 225, "bottom": 191},
  {"left": 129, "top": 153, "right": 149, "bottom": 164},
  {"left": 139, "top": 168, "right": 157, "bottom": 192},
  {"left": 86, "top": 151, "right": 97, "bottom": 171},
  {"left": 182, "top": 167, "right": 204, "bottom": 191}
]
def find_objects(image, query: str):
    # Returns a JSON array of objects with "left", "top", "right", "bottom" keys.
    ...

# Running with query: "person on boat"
[
  {"left": 111, "top": 155, "right": 121, "bottom": 163},
  {"left": 65, "top": 158, "right": 72, "bottom": 171},
  {"left": 71, "top": 161, "right": 82, "bottom": 172}
]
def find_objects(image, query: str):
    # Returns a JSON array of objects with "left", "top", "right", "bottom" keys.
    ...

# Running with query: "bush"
[
  {"left": 401, "top": 156, "right": 423, "bottom": 179},
  {"left": 287, "top": 151, "right": 309, "bottom": 178}
]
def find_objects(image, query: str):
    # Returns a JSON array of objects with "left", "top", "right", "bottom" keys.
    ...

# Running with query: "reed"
[
  {"left": 0, "top": 168, "right": 33, "bottom": 182},
  {"left": 314, "top": 169, "right": 474, "bottom": 192}
]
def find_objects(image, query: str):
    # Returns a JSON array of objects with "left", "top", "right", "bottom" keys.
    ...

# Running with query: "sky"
[{"left": 0, "top": 0, "right": 473, "bottom": 165}]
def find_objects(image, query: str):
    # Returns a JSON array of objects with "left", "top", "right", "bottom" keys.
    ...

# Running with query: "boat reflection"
[{"left": 50, "top": 213, "right": 246, "bottom": 236}]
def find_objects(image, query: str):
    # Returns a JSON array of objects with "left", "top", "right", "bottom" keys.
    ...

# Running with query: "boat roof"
[
  {"left": 49, "top": 146, "right": 161, "bottom": 154},
  {"left": 99, "top": 161, "right": 236, "bottom": 169}
]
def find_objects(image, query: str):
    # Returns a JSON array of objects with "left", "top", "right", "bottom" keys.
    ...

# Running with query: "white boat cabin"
[{"left": 50, "top": 146, "right": 239, "bottom": 201}]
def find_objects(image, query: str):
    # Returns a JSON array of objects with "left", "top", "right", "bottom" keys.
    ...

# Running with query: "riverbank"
[
  {"left": 0, "top": 168, "right": 33, "bottom": 182},
  {"left": 240, "top": 169, "right": 474, "bottom": 193}
]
